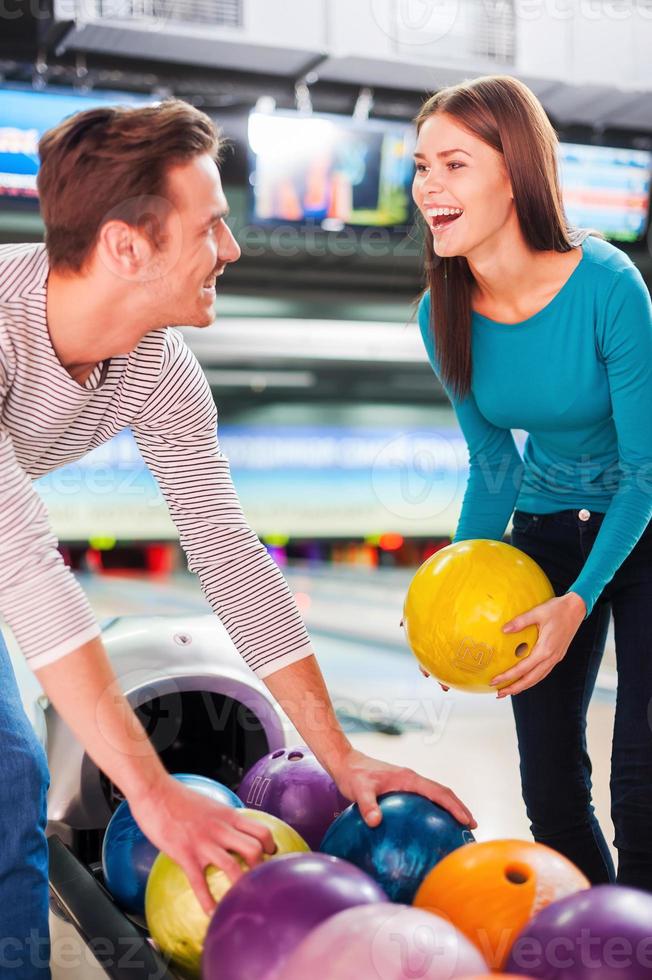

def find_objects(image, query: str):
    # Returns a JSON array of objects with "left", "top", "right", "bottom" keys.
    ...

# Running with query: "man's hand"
[
  {"left": 263, "top": 655, "right": 475, "bottom": 832},
  {"left": 490, "top": 592, "right": 586, "bottom": 697},
  {"left": 36, "top": 639, "right": 278, "bottom": 916},
  {"left": 329, "top": 748, "right": 476, "bottom": 830},
  {"left": 127, "top": 775, "right": 276, "bottom": 916}
]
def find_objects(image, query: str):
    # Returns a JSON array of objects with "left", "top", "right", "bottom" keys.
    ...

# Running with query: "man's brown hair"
[{"left": 37, "top": 98, "right": 222, "bottom": 273}]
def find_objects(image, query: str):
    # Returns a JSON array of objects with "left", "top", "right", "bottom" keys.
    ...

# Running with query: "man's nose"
[{"left": 221, "top": 223, "right": 241, "bottom": 263}]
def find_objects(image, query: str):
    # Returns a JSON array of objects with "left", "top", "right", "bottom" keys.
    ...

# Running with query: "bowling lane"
[
  {"left": 3, "top": 561, "right": 618, "bottom": 758},
  {"left": 72, "top": 563, "right": 618, "bottom": 686}
]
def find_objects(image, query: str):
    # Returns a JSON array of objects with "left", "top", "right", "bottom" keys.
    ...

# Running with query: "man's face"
[{"left": 146, "top": 153, "right": 241, "bottom": 328}]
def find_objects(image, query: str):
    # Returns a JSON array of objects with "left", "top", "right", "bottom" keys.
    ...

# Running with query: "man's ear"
[{"left": 95, "top": 219, "right": 154, "bottom": 281}]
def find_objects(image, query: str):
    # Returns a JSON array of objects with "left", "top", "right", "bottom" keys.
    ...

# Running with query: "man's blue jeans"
[
  {"left": 0, "top": 630, "right": 50, "bottom": 977},
  {"left": 511, "top": 508, "right": 652, "bottom": 890}
]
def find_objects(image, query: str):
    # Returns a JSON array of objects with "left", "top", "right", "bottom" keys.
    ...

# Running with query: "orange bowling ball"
[
  {"left": 403, "top": 540, "right": 554, "bottom": 693},
  {"left": 413, "top": 839, "right": 589, "bottom": 971}
]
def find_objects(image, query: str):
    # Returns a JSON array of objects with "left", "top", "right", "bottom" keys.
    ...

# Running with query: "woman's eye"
[{"left": 414, "top": 162, "right": 464, "bottom": 173}]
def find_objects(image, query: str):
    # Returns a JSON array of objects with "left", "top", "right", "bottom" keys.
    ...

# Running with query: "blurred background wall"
[{"left": 1, "top": 0, "right": 651, "bottom": 574}]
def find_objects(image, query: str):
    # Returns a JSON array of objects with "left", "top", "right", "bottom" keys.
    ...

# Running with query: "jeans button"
[{"left": 578, "top": 508, "right": 591, "bottom": 521}]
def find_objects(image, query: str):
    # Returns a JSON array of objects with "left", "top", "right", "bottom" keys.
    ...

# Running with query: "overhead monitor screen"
[
  {"left": 0, "top": 86, "right": 153, "bottom": 201},
  {"left": 248, "top": 109, "right": 416, "bottom": 230},
  {"left": 558, "top": 141, "right": 651, "bottom": 243}
]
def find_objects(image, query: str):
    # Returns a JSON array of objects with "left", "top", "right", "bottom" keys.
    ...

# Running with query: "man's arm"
[
  {"left": 35, "top": 637, "right": 276, "bottom": 915},
  {"left": 132, "top": 330, "right": 474, "bottom": 825},
  {"left": 0, "top": 389, "right": 274, "bottom": 913},
  {"left": 263, "top": 654, "right": 475, "bottom": 828},
  {"left": 131, "top": 330, "right": 314, "bottom": 679},
  {"left": 132, "top": 330, "right": 476, "bottom": 829}
]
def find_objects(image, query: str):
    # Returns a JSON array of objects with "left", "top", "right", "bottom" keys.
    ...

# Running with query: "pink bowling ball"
[{"left": 279, "top": 902, "right": 488, "bottom": 980}]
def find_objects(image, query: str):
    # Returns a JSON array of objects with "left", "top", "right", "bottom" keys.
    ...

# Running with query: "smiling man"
[{"left": 0, "top": 99, "right": 473, "bottom": 976}]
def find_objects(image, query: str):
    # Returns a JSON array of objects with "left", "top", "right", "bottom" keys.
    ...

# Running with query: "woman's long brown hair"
[{"left": 415, "top": 74, "right": 603, "bottom": 400}]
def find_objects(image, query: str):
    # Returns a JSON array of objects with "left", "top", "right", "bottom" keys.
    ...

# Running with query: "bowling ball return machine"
[{"left": 44, "top": 613, "right": 288, "bottom": 978}]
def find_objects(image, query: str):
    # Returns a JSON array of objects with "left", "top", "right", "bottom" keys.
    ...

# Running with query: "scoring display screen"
[
  {"left": 0, "top": 86, "right": 153, "bottom": 201},
  {"left": 248, "top": 109, "right": 417, "bottom": 231},
  {"left": 559, "top": 141, "right": 651, "bottom": 243}
]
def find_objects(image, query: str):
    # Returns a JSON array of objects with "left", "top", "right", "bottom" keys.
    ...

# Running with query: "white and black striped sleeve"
[
  {"left": 131, "top": 328, "right": 314, "bottom": 678},
  {"left": 0, "top": 325, "right": 100, "bottom": 668}
]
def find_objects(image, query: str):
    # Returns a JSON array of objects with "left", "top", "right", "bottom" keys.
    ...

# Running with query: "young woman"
[{"left": 412, "top": 74, "right": 652, "bottom": 890}]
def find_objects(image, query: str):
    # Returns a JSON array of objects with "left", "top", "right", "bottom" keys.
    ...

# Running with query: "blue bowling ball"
[
  {"left": 319, "top": 791, "right": 474, "bottom": 903},
  {"left": 102, "top": 772, "right": 243, "bottom": 915}
]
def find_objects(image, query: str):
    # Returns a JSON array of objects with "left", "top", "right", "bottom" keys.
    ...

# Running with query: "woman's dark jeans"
[{"left": 510, "top": 508, "right": 652, "bottom": 891}]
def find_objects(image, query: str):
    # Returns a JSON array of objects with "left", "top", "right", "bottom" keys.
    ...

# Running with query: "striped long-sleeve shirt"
[{"left": 0, "top": 242, "right": 313, "bottom": 676}]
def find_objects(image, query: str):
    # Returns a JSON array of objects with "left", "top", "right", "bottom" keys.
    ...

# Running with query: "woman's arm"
[
  {"left": 418, "top": 293, "right": 524, "bottom": 542},
  {"left": 566, "top": 265, "right": 652, "bottom": 618}
]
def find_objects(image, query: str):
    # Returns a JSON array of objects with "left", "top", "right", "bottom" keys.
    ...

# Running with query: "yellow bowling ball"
[
  {"left": 403, "top": 539, "right": 554, "bottom": 693},
  {"left": 145, "top": 809, "right": 309, "bottom": 978}
]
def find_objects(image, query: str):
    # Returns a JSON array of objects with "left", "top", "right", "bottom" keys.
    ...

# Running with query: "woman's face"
[{"left": 412, "top": 111, "right": 514, "bottom": 259}]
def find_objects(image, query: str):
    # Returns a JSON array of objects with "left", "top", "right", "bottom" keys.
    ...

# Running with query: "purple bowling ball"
[
  {"left": 201, "top": 852, "right": 387, "bottom": 980},
  {"left": 237, "top": 745, "right": 350, "bottom": 849},
  {"left": 507, "top": 884, "right": 652, "bottom": 979}
]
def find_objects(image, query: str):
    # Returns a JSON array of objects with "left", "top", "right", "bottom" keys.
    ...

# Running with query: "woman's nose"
[{"left": 423, "top": 171, "right": 445, "bottom": 194}]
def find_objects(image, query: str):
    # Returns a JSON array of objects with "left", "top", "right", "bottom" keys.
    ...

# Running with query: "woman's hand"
[
  {"left": 490, "top": 592, "right": 586, "bottom": 697},
  {"left": 418, "top": 665, "right": 449, "bottom": 692}
]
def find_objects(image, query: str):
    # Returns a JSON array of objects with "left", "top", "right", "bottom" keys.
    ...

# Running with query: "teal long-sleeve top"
[{"left": 418, "top": 234, "right": 652, "bottom": 619}]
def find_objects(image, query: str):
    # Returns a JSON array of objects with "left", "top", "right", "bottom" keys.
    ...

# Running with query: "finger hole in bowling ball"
[
  {"left": 272, "top": 750, "right": 285, "bottom": 759},
  {"left": 288, "top": 751, "right": 304, "bottom": 762},
  {"left": 504, "top": 864, "right": 530, "bottom": 885},
  {"left": 514, "top": 643, "right": 529, "bottom": 658}
]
